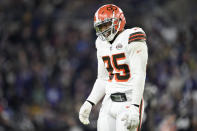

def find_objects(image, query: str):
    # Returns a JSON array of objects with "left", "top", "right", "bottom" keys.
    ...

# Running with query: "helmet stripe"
[{"left": 95, "top": 10, "right": 99, "bottom": 22}]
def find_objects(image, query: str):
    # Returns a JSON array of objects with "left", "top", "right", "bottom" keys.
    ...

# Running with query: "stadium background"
[{"left": 0, "top": 0, "right": 197, "bottom": 130}]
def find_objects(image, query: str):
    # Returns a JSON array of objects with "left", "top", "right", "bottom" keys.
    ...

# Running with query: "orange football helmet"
[{"left": 94, "top": 4, "right": 126, "bottom": 41}]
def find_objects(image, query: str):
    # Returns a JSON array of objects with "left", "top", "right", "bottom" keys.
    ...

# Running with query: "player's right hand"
[{"left": 79, "top": 101, "right": 93, "bottom": 125}]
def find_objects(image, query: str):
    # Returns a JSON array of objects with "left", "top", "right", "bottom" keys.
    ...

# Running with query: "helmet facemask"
[{"left": 94, "top": 17, "right": 121, "bottom": 42}]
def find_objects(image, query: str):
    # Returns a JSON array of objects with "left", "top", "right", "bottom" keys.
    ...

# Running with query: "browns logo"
[{"left": 107, "top": 5, "right": 117, "bottom": 11}]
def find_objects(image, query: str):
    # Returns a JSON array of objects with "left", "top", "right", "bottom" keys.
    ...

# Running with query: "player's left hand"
[{"left": 121, "top": 105, "right": 139, "bottom": 130}]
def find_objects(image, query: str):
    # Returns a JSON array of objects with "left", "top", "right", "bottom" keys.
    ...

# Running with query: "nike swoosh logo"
[{"left": 137, "top": 50, "right": 142, "bottom": 53}]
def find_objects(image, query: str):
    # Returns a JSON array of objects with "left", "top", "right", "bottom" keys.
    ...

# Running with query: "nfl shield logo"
[{"left": 116, "top": 43, "right": 123, "bottom": 50}]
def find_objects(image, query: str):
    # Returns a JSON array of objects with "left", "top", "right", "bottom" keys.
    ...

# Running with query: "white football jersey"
[{"left": 95, "top": 27, "right": 148, "bottom": 104}]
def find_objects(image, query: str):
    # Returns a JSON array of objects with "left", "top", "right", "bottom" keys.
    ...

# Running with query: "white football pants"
[{"left": 97, "top": 94, "right": 144, "bottom": 131}]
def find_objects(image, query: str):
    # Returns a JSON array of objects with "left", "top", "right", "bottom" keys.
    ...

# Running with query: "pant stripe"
[{"left": 137, "top": 99, "right": 143, "bottom": 131}]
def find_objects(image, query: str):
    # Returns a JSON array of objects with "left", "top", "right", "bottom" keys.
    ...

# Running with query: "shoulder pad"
[{"left": 128, "top": 27, "right": 146, "bottom": 44}]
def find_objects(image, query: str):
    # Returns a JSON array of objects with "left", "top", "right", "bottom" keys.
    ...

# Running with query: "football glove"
[
  {"left": 79, "top": 101, "right": 93, "bottom": 125},
  {"left": 121, "top": 105, "right": 139, "bottom": 130}
]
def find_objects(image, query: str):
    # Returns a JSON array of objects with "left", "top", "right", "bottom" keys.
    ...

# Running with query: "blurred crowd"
[{"left": 0, "top": 0, "right": 197, "bottom": 131}]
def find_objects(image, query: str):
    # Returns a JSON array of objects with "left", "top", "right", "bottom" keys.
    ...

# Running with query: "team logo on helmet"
[{"left": 106, "top": 5, "right": 117, "bottom": 11}]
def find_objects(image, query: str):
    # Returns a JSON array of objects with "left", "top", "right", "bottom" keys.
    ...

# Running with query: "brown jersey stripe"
[
  {"left": 129, "top": 37, "right": 146, "bottom": 43},
  {"left": 129, "top": 35, "right": 146, "bottom": 41},
  {"left": 129, "top": 33, "right": 145, "bottom": 39},
  {"left": 129, "top": 34, "right": 145, "bottom": 39},
  {"left": 129, "top": 31, "right": 144, "bottom": 36},
  {"left": 129, "top": 31, "right": 146, "bottom": 44}
]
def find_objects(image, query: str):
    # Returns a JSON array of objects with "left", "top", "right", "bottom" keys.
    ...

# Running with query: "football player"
[{"left": 79, "top": 4, "right": 148, "bottom": 131}]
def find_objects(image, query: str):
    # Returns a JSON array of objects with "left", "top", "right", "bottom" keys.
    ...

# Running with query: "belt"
[{"left": 110, "top": 93, "right": 127, "bottom": 102}]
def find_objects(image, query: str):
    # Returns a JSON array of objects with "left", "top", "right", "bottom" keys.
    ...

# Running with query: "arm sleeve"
[
  {"left": 128, "top": 41, "right": 148, "bottom": 105},
  {"left": 87, "top": 48, "right": 108, "bottom": 105}
]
